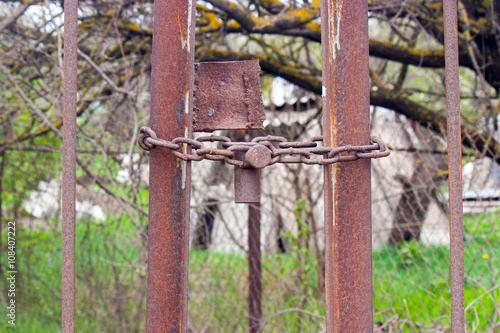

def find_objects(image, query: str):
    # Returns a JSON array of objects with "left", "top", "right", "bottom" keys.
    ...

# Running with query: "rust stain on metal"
[
  {"left": 234, "top": 150, "right": 261, "bottom": 204},
  {"left": 145, "top": 0, "right": 195, "bottom": 332},
  {"left": 62, "top": 0, "right": 78, "bottom": 331},
  {"left": 139, "top": 127, "right": 388, "bottom": 166},
  {"left": 234, "top": 130, "right": 260, "bottom": 204},
  {"left": 245, "top": 144, "right": 271, "bottom": 169},
  {"left": 193, "top": 60, "right": 265, "bottom": 132},
  {"left": 248, "top": 202, "right": 262, "bottom": 333},
  {"left": 185, "top": 1, "right": 194, "bottom": 51},
  {"left": 321, "top": 0, "right": 373, "bottom": 331},
  {"left": 328, "top": 0, "right": 343, "bottom": 61},
  {"left": 443, "top": 0, "right": 465, "bottom": 331}
]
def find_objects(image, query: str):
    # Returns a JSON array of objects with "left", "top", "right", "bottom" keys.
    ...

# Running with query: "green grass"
[{"left": 1, "top": 212, "right": 499, "bottom": 332}]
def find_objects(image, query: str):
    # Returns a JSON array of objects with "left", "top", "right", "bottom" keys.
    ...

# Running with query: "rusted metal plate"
[
  {"left": 234, "top": 130, "right": 261, "bottom": 204},
  {"left": 234, "top": 150, "right": 261, "bottom": 204},
  {"left": 193, "top": 60, "right": 265, "bottom": 132}
]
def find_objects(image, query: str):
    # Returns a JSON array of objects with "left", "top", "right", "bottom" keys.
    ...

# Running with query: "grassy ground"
[{"left": 1, "top": 213, "right": 498, "bottom": 332}]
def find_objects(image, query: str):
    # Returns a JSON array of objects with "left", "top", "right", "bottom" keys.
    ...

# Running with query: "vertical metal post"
[
  {"left": 321, "top": 1, "right": 373, "bottom": 331},
  {"left": 443, "top": 0, "right": 465, "bottom": 331},
  {"left": 62, "top": 0, "right": 78, "bottom": 331},
  {"left": 146, "top": 1, "right": 196, "bottom": 332},
  {"left": 248, "top": 203, "right": 262, "bottom": 333},
  {"left": 235, "top": 130, "right": 263, "bottom": 333},
  {"left": 247, "top": 128, "right": 262, "bottom": 333}
]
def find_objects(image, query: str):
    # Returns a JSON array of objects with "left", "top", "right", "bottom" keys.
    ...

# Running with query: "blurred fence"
[
  {"left": 2, "top": 108, "right": 500, "bottom": 332},
  {"left": 185, "top": 108, "right": 500, "bottom": 332}
]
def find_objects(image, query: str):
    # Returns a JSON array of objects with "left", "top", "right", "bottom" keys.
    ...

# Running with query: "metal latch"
[{"left": 138, "top": 60, "right": 389, "bottom": 204}]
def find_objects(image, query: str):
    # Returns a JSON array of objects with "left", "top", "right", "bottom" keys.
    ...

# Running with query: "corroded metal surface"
[
  {"left": 139, "top": 127, "right": 387, "bottom": 207},
  {"left": 62, "top": 0, "right": 78, "bottom": 331},
  {"left": 443, "top": 0, "right": 465, "bottom": 331},
  {"left": 248, "top": 203, "right": 262, "bottom": 333},
  {"left": 245, "top": 144, "right": 272, "bottom": 169},
  {"left": 234, "top": 150, "right": 261, "bottom": 204},
  {"left": 320, "top": 0, "right": 373, "bottom": 331},
  {"left": 193, "top": 60, "right": 265, "bottom": 132},
  {"left": 138, "top": 127, "right": 389, "bottom": 167},
  {"left": 145, "top": 0, "right": 196, "bottom": 332}
]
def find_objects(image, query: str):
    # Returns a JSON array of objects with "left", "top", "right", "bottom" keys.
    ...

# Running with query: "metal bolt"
[{"left": 245, "top": 144, "right": 271, "bottom": 169}]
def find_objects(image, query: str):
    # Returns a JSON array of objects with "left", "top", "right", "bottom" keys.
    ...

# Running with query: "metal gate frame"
[{"left": 61, "top": 0, "right": 465, "bottom": 332}]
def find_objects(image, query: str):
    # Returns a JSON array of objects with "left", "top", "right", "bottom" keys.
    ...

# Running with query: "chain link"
[{"left": 138, "top": 126, "right": 390, "bottom": 167}]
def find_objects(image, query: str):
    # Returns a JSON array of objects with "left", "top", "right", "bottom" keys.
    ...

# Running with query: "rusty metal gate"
[{"left": 61, "top": 0, "right": 464, "bottom": 332}]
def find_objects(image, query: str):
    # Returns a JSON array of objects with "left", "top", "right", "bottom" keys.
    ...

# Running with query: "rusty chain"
[{"left": 138, "top": 126, "right": 390, "bottom": 169}]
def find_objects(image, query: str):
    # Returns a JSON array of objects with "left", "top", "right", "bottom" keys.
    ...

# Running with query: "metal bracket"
[
  {"left": 140, "top": 60, "right": 390, "bottom": 204},
  {"left": 193, "top": 60, "right": 265, "bottom": 132}
]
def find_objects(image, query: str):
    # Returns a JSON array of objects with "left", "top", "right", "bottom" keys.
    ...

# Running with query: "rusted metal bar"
[
  {"left": 248, "top": 202, "right": 262, "bottom": 333},
  {"left": 62, "top": 0, "right": 78, "bottom": 331},
  {"left": 234, "top": 154, "right": 261, "bottom": 203},
  {"left": 247, "top": 129, "right": 262, "bottom": 333},
  {"left": 145, "top": 0, "right": 196, "bottom": 332},
  {"left": 234, "top": 130, "right": 261, "bottom": 204},
  {"left": 443, "top": 0, "right": 465, "bottom": 331},
  {"left": 320, "top": 0, "right": 373, "bottom": 331}
]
